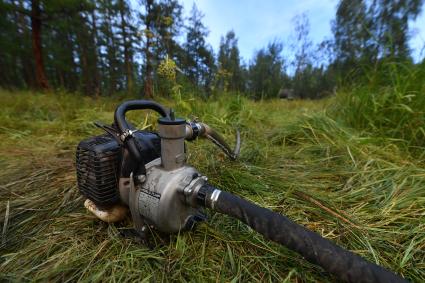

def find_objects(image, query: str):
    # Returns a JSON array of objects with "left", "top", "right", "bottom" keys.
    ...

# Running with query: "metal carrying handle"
[
  {"left": 113, "top": 100, "right": 169, "bottom": 175},
  {"left": 114, "top": 100, "right": 169, "bottom": 134}
]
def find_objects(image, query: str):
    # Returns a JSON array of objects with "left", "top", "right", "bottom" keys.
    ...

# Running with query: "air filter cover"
[{"left": 76, "top": 134, "right": 121, "bottom": 208}]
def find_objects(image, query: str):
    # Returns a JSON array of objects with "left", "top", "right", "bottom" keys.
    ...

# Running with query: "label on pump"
[{"left": 138, "top": 188, "right": 161, "bottom": 221}]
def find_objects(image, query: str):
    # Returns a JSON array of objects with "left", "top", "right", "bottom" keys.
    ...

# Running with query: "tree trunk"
[
  {"left": 77, "top": 13, "right": 99, "bottom": 96},
  {"left": 16, "top": 0, "right": 34, "bottom": 88},
  {"left": 31, "top": 0, "right": 49, "bottom": 91},
  {"left": 77, "top": 21, "right": 90, "bottom": 95},
  {"left": 65, "top": 30, "right": 78, "bottom": 91},
  {"left": 105, "top": 5, "right": 118, "bottom": 95},
  {"left": 119, "top": 0, "right": 133, "bottom": 94},
  {"left": 144, "top": 0, "right": 154, "bottom": 98},
  {"left": 91, "top": 8, "right": 101, "bottom": 97}
]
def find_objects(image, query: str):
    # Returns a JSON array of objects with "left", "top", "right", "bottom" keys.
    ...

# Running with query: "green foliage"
[
  {"left": 332, "top": 0, "right": 370, "bottom": 65},
  {"left": 292, "top": 65, "right": 335, "bottom": 99},
  {"left": 217, "top": 30, "right": 245, "bottom": 92},
  {"left": 332, "top": 0, "right": 423, "bottom": 74},
  {"left": 369, "top": 0, "right": 423, "bottom": 59},
  {"left": 332, "top": 61, "right": 425, "bottom": 154},
  {"left": 147, "top": 0, "right": 184, "bottom": 60},
  {"left": 248, "top": 42, "right": 287, "bottom": 99},
  {"left": 4, "top": 0, "right": 423, "bottom": 101},
  {"left": 182, "top": 4, "right": 215, "bottom": 96},
  {"left": 157, "top": 56, "right": 177, "bottom": 96}
]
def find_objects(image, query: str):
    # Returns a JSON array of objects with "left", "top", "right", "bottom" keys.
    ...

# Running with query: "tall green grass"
[
  {"left": 333, "top": 62, "right": 425, "bottom": 156},
  {"left": 0, "top": 89, "right": 424, "bottom": 282}
]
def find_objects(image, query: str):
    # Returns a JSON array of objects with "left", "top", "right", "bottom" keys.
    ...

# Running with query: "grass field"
[{"left": 0, "top": 89, "right": 424, "bottom": 282}]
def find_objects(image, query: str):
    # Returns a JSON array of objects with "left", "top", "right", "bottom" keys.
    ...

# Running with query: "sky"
[{"left": 180, "top": 0, "right": 425, "bottom": 64}]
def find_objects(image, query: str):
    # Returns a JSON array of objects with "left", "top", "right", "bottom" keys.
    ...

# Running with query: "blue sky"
[{"left": 180, "top": 0, "right": 425, "bottom": 64}]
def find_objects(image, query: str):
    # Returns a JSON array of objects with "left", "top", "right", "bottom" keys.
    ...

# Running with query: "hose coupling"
[{"left": 196, "top": 184, "right": 221, "bottom": 209}]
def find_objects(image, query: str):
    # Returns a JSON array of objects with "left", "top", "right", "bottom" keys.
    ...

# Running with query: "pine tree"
[
  {"left": 154, "top": 0, "right": 184, "bottom": 60},
  {"left": 98, "top": 0, "right": 124, "bottom": 94},
  {"left": 291, "top": 13, "right": 315, "bottom": 98},
  {"left": 0, "top": 0, "right": 32, "bottom": 88},
  {"left": 370, "top": 0, "right": 423, "bottom": 59},
  {"left": 248, "top": 42, "right": 285, "bottom": 99},
  {"left": 140, "top": 0, "right": 155, "bottom": 97},
  {"left": 30, "top": 0, "right": 50, "bottom": 90},
  {"left": 139, "top": 0, "right": 184, "bottom": 97},
  {"left": 118, "top": 0, "right": 134, "bottom": 94},
  {"left": 333, "top": 0, "right": 423, "bottom": 64},
  {"left": 90, "top": 1, "right": 101, "bottom": 96},
  {"left": 183, "top": 4, "right": 215, "bottom": 94},
  {"left": 217, "top": 30, "right": 244, "bottom": 92},
  {"left": 332, "top": 0, "right": 370, "bottom": 66}
]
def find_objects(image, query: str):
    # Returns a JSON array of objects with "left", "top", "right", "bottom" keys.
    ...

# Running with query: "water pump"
[{"left": 76, "top": 100, "right": 405, "bottom": 283}]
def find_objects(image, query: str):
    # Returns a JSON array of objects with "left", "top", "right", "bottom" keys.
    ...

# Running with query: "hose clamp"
[
  {"left": 210, "top": 189, "right": 221, "bottom": 209},
  {"left": 120, "top": 129, "right": 137, "bottom": 142},
  {"left": 187, "top": 121, "right": 202, "bottom": 141}
]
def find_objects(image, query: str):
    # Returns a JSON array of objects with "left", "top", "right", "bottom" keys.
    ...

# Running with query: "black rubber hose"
[
  {"left": 114, "top": 100, "right": 169, "bottom": 164},
  {"left": 198, "top": 185, "right": 406, "bottom": 283}
]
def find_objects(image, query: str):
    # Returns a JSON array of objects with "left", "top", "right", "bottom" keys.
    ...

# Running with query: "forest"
[
  {"left": 1, "top": 0, "right": 425, "bottom": 282},
  {"left": 1, "top": 0, "right": 424, "bottom": 99}
]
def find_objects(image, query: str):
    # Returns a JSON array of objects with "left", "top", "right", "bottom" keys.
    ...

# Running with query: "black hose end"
[
  {"left": 196, "top": 184, "right": 216, "bottom": 208},
  {"left": 212, "top": 190, "right": 407, "bottom": 283}
]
